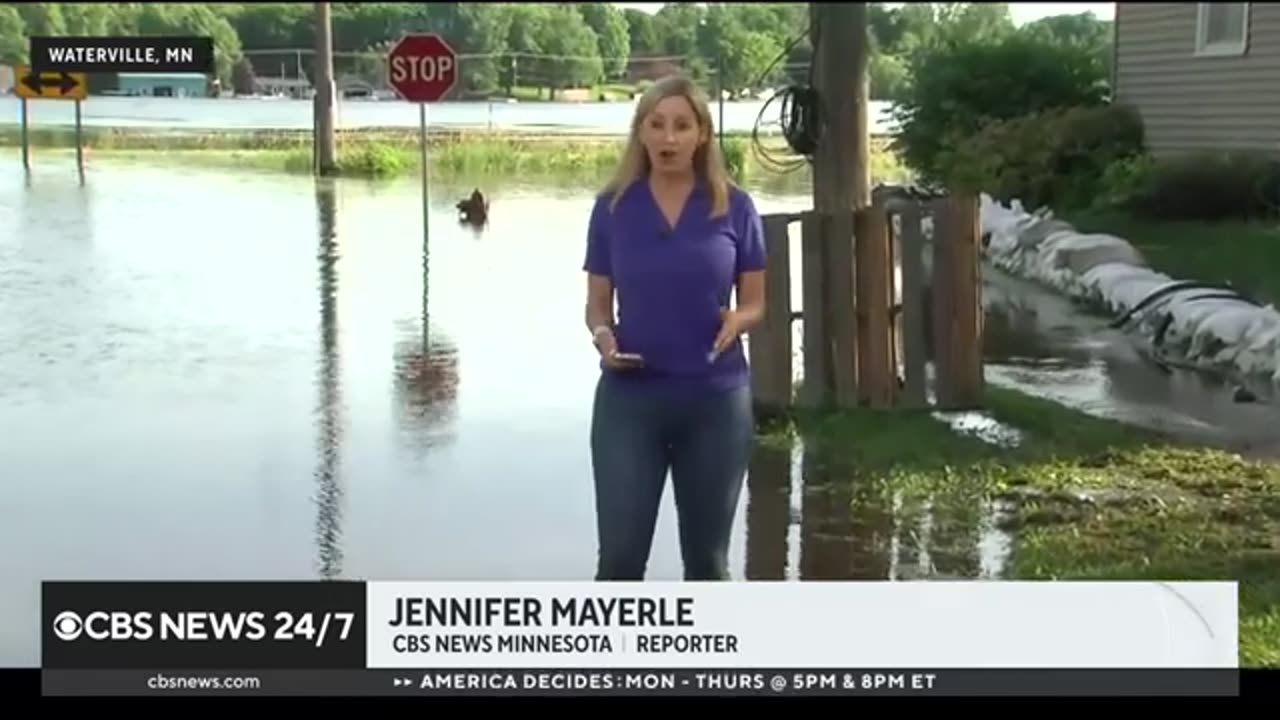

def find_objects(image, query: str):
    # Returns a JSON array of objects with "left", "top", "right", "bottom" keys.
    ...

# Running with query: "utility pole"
[
  {"left": 801, "top": 2, "right": 872, "bottom": 410},
  {"left": 810, "top": 3, "right": 870, "bottom": 212},
  {"left": 314, "top": 2, "right": 337, "bottom": 176}
]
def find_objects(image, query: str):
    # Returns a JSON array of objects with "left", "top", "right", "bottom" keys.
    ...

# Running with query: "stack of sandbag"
[{"left": 978, "top": 193, "right": 1280, "bottom": 386}]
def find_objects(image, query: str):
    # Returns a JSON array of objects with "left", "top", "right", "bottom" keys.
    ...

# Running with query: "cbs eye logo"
[{"left": 52, "top": 611, "right": 85, "bottom": 641}]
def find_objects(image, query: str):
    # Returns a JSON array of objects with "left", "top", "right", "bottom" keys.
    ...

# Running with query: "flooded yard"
[{"left": 1, "top": 157, "right": 1276, "bottom": 668}]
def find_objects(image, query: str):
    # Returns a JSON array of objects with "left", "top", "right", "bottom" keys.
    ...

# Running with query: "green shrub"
[
  {"left": 720, "top": 137, "right": 747, "bottom": 182},
  {"left": 938, "top": 103, "right": 1145, "bottom": 210},
  {"left": 1122, "top": 152, "right": 1280, "bottom": 221},
  {"left": 1095, "top": 153, "right": 1157, "bottom": 210},
  {"left": 892, "top": 33, "right": 1110, "bottom": 183}
]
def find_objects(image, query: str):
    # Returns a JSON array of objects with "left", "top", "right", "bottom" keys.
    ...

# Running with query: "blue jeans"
[{"left": 589, "top": 377, "right": 754, "bottom": 580}]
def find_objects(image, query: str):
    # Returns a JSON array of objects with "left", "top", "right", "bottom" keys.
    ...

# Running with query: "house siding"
[{"left": 1115, "top": 2, "right": 1280, "bottom": 159}]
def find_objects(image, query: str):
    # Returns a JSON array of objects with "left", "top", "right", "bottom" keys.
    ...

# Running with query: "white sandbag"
[{"left": 978, "top": 192, "right": 1280, "bottom": 387}]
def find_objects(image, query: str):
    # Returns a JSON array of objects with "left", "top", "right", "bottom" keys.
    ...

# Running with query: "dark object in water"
[
  {"left": 457, "top": 188, "right": 488, "bottom": 226},
  {"left": 1233, "top": 385, "right": 1258, "bottom": 403}
]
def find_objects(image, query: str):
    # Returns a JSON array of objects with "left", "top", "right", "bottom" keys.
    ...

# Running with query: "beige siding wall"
[{"left": 1115, "top": 3, "right": 1280, "bottom": 159}]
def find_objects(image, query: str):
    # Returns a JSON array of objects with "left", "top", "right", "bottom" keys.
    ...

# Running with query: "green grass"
[
  {"left": 0, "top": 125, "right": 631, "bottom": 180},
  {"left": 1065, "top": 209, "right": 1280, "bottom": 305},
  {"left": 0, "top": 125, "right": 907, "bottom": 188},
  {"left": 755, "top": 386, "right": 1280, "bottom": 667}
]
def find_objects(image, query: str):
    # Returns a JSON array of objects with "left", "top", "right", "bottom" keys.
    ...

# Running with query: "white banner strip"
[{"left": 365, "top": 581, "right": 1238, "bottom": 669}]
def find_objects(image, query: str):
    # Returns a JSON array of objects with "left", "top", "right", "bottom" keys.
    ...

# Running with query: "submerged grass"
[
  {"left": 758, "top": 386, "right": 1280, "bottom": 667},
  {"left": 0, "top": 125, "right": 907, "bottom": 186}
]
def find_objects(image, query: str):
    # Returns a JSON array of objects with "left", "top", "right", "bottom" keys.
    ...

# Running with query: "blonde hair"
[{"left": 604, "top": 74, "right": 734, "bottom": 218}]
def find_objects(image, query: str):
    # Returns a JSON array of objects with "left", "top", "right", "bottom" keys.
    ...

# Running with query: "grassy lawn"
[
  {"left": 1066, "top": 209, "right": 1280, "bottom": 305},
  {"left": 0, "top": 125, "right": 907, "bottom": 187},
  {"left": 757, "top": 386, "right": 1280, "bottom": 668}
]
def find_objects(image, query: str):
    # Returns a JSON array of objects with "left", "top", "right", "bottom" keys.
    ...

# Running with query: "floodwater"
[
  {"left": 0, "top": 95, "right": 899, "bottom": 135},
  {"left": 0, "top": 159, "right": 997, "bottom": 667},
  {"left": 983, "top": 270, "right": 1280, "bottom": 457},
  {"left": 0, "top": 158, "right": 1273, "bottom": 666}
]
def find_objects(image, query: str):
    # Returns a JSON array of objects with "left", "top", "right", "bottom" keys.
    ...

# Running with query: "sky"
[{"left": 612, "top": 3, "right": 1117, "bottom": 26}]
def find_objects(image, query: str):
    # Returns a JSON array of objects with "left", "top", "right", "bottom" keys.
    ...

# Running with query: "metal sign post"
[
  {"left": 419, "top": 103, "right": 429, "bottom": 253},
  {"left": 386, "top": 32, "right": 460, "bottom": 345},
  {"left": 15, "top": 65, "right": 89, "bottom": 182}
]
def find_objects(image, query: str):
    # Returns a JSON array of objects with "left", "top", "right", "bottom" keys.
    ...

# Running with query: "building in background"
[
  {"left": 117, "top": 73, "right": 210, "bottom": 98},
  {"left": 1113, "top": 3, "right": 1280, "bottom": 158},
  {"left": 0, "top": 64, "right": 14, "bottom": 94}
]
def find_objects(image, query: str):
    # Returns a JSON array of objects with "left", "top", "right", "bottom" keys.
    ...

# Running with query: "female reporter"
[{"left": 581, "top": 74, "right": 767, "bottom": 581}]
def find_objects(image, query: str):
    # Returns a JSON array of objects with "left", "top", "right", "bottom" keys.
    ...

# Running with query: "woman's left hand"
[{"left": 710, "top": 307, "right": 748, "bottom": 359}]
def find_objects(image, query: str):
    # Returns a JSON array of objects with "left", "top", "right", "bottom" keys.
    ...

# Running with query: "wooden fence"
[{"left": 748, "top": 193, "right": 984, "bottom": 417}]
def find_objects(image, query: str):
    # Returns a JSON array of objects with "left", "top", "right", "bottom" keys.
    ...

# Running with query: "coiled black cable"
[{"left": 750, "top": 22, "right": 821, "bottom": 174}]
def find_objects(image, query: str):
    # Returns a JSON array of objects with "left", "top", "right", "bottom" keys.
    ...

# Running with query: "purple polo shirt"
[{"left": 583, "top": 178, "right": 767, "bottom": 394}]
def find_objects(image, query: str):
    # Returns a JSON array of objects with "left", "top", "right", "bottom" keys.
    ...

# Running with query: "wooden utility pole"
[
  {"left": 802, "top": 3, "right": 872, "bottom": 409},
  {"left": 313, "top": 2, "right": 338, "bottom": 176},
  {"left": 810, "top": 2, "right": 870, "bottom": 213}
]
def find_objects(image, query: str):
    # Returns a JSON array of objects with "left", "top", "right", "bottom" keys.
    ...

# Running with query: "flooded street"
[
  {"left": 2, "top": 159, "right": 1275, "bottom": 667},
  {"left": 983, "top": 270, "right": 1280, "bottom": 457},
  {"left": 0, "top": 160, "right": 844, "bottom": 665}
]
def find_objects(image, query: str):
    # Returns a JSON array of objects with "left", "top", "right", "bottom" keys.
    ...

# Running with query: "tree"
[
  {"left": 623, "top": 8, "right": 660, "bottom": 57},
  {"left": 892, "top": 33, "right": 1110, "bottom": 181},
  {"left": 61, "top": 4, "right": 112, "bottom": 35},
  {"left": 1021, "top": 12, "right": 1114, "bottom": 82},
  {"left": 134, "top": 4, "right": 243, "bottom": 83},
  {"left": 533, "top": 4, "right": 602, "bottom": 96},
  {"left": 498, "top": 3, "right": 547, "bottom": 95},
  {"left": 653, "top": 3, "right": 704, "bottom": 58},
  {"left": 420, "top": 3, "right": 507, "bottom": 95},
  {"left": 0, "top": 4, "right": 25, "bottom": 65},
  {"left": 8, "top": 2, "right": 65, "bottom": 36},
  {"left": 869, "top": 51, "right": 909, "bottom": 102},
  {"left": 231, "top": 55, "right": 257, "bottom": 95},
  {"left": 576, "top": 3, "right": 630, "bottom": 80},
  {"left": 222, "top": 3, "right": 312, "bottom": 50}
]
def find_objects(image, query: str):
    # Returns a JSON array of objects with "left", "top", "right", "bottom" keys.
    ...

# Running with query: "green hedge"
[
  {"left": 938, "top": 103, "right": 1145, "bottom": 211},
  {"left": 1099, "top": 151, "right": 1280, "bottom": 222}
]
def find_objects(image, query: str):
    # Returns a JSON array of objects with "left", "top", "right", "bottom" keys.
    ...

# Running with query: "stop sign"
[{"left": 386, "top": 33, "right": 459, "bottom": 103}]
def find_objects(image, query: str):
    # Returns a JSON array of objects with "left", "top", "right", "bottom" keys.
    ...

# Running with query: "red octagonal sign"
[{"left": 386, "top": 33, "right": 459, "bottom": 103}]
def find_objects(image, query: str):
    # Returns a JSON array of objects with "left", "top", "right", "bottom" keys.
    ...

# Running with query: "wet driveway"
[{"left": 982, "top": 269, "right": 1280, "bottom": 457}]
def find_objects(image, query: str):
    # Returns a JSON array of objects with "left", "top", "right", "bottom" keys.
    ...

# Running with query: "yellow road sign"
[{"left": 14, "top": 65, "right": 88, "bottom": 101}]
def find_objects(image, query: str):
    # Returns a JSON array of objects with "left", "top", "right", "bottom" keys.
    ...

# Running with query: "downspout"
[{"left": 1111, "top": 3, "right": 1121, "bottom": 102}]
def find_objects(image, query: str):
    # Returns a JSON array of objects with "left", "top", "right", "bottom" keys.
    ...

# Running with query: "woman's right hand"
[{"left": 593, "top": 327, "right": 642, "bottom": 369}]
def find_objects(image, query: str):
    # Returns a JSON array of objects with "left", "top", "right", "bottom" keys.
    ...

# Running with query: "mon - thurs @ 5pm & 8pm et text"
[{"left": 400, "top": 669, "right": 938, "bottom": 694}]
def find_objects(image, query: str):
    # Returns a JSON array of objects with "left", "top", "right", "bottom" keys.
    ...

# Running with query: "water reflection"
[
  {"left": 798, "top": 451, "right": 895, "bottom": 580},
  {"left": 390, "top": 186, "right": 460, "bottom": 455},
  {"left": 314, "top": 181, "right": 344, "bottom": 579},
  {"left": 391, "top": 327, "right": 460, "bottom": 454},
  {"left": 740, "top": 434, "right": 1010, "bottom": 582},
  {"left": 743, "top": 442, "right": 792, "bottom": 580}
]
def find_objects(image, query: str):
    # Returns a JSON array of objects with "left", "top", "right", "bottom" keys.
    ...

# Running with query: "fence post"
[
  {"left": 853, "top": 205, "right": 896, "bottom": 408},
  {"left": 931, "top": 194, "right": 985, "bottom": 409},
  {"left": 897, "top": 203, "right": 930, "bottom": 408},
  {"left": 749, "top": 214, "right": 795, "bottom": 419},
  {"left": 800, "top": 211, "right": 831, "bottom": 408},
  {"left": 826, "top": 209, "right": 859, "bottom": 409}
]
